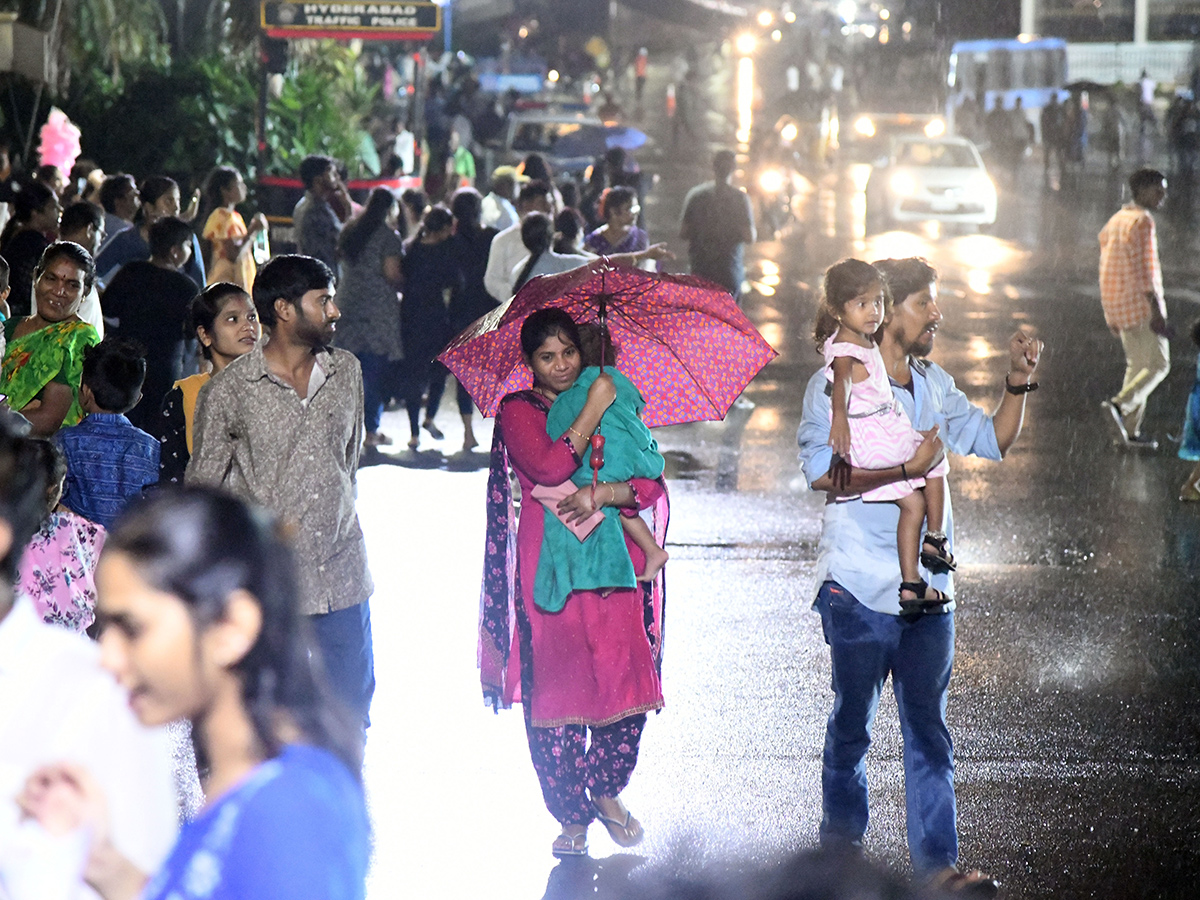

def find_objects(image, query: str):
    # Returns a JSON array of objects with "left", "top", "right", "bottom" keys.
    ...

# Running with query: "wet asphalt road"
[{"left": 354, "top": 55, "right": 1200, "bottom": 900}]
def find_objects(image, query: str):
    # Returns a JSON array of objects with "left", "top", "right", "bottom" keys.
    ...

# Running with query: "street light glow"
[
  {"left": 735, "top": 32, "right": 758, "bottom": 55},
  {"left": 547, "top": 69, "right": 559, "bottom": 83},
  {"left": 757, "top": 9, "right": 774, "bottom": 27},
  {"left": 772, "top": 29, "right": 782, "bottom": 42},
  {"left": 838, "top": 0, "right": 857, "bottom": 23}
]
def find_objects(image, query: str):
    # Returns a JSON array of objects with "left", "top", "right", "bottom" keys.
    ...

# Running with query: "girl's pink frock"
[
  {"left": 823, "top": 337, "right": 949, "bottom": 502},
  {"left": 17, "top": 509, "right": 105, "bottom": 632},
  {"left": 479, "top": 391, "right": 667, "bottom": 728}
]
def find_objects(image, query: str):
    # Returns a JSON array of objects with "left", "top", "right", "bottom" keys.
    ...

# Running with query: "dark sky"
[{"left": 924, "top": 0, "right": 1022, "bottom": 38}]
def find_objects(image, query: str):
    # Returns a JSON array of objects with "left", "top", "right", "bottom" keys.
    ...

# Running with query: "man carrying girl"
[{"left": 797, "top": 257, "right": 1043, "bottom": 896}]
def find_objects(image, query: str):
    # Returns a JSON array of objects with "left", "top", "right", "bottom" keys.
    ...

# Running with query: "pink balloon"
[{"left": 37, "top": 107, "right": 82, "bottom": 175}]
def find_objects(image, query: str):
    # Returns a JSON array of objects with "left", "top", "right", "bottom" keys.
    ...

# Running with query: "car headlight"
[
  {"left": 854, "top": 116, "right": 876, "bottom": 138},
  {"left": 924, "top": 118, "right": 946, "bottom": 138},
  {"left": 780, "top": 122, "right": 799, "bottom": 143},
  {"left": 735, "top": 32, "right": 758, "bottom": 55},
  {"left": 759, "top": 168, "right": 786, "bottom": 194},
  {"left": 890, "top": 172, "right": 917, "bottom": 196}
]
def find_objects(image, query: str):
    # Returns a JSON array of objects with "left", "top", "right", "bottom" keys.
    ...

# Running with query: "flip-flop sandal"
[
  {"left": 899, "top": 579, "right": 950, "bottom": 614},
  {"left": 921, "top": 532, "right": 957, "bottom": 574},
  {"left": 591, "top": 799, "right": 643, "bottom": 847},
  {"left": 927, "top": 867, "right": 1000, "bottom": 897},
  {"left": 551, "top": 829, "right": 589, "bottom": 859},
  {"left": 422, "top": 420, "right": 445, "bottom": 440}
]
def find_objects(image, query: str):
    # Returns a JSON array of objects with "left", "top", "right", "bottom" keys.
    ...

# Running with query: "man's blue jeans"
[
  {"left": 310, "top": 600, "right": 375, "bottom": 739},
  {"left": 815, "top": 580, "right": 957, "bottom": 874}
]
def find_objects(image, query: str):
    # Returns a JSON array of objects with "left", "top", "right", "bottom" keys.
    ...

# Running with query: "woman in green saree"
[{"left": 1, "top": 242, "right": 100, "bottom": 437}]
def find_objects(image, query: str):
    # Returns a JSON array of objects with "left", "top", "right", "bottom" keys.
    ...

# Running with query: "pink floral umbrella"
[{"left": 437, "top": 261, "right": 778, "bottom": 428}]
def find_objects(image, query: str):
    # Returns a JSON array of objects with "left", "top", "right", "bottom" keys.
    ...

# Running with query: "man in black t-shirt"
[
  {"left": 100, "top": 216, "right": 198, "bottom": 431},
  {"left": 679, "top": 149, "right": 757, "bottom": 301}
]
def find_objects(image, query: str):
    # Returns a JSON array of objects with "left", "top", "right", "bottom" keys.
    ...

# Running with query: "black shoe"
[{"left": 1127, "top": 433, "right": 1159, "bottom": 451}]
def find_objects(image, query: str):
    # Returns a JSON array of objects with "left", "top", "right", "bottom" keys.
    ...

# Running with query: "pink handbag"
[{"left": 529, "top": 481, "right": 606, "bottom": 541}]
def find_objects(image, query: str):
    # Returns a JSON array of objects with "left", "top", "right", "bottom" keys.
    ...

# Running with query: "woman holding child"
[
  {"left": 479, "top": 308, "right": 669, "bottom": 859},
  {"left": 0, "top": 242, "right": 100, "bottom": 436}
]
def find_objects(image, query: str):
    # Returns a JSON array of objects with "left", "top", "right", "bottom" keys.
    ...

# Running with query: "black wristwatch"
[{"left": 1004, "top": 374, "right": 1039, "bottom": 395}]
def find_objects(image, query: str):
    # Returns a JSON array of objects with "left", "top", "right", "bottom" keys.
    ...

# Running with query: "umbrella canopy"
[
  {"left": 437, "top": 262, "right": 777, "bottom": 428},
  {"left": 554, "top": 124, "right": 649, "bottom": 159}
]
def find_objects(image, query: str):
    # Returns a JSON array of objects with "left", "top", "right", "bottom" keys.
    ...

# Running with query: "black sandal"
[
  {"left": 920, "top": 532, "right": 957, "bottom": 574},
  {"left": 899, "top": 578, "right": 950, "bottom": 613}
]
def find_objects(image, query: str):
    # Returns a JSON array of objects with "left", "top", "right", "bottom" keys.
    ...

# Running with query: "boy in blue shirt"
[{"left": 55, "top": 339, "right": 159, "bottom": 527}]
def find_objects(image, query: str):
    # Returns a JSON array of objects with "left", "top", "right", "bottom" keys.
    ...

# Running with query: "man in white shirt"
[
  {"left": 0, "top": 422, "right": 177, "bottom": 900},
  {"left": 483, "top": 179, "right": 553, "bottom": 303},
  {"left": 480, "top": 166, "right": 524, "bottom": 232}
]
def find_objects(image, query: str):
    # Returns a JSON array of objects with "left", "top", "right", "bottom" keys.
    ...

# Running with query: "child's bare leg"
[
  {"left": 621, "top": 515, "right": 668, "bottom": 581},
  {"left": 920, "top": 476, "right": 956, "bottom": 572},
  {"left": 896, "top": 490, "right": 929, "bottom": 601}
]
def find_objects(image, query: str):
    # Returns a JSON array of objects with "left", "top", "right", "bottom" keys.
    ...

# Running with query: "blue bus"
[{"left": 946, "top": 37, "right": 1067, "bottom": 138}]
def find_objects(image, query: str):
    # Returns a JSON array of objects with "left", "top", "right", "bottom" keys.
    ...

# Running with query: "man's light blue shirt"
[{"left": 796, "top": 357, "right": 1001, "bottom": 615}]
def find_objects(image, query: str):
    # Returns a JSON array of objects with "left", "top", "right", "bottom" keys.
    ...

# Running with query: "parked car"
[
  {"left": 498, "top": 109, "right": 605, "bottom": 176},
  {"left": 865, "top": 135, "right": 997, "bottom": 230}
]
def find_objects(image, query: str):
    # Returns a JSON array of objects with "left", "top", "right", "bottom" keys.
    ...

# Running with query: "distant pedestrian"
[
  {"left": 399, "top": 206, "right": 462, "bottom": 449},
  {"left": 96, "top": 175, "right": 205, "bottom": 291},
  {"left": 679, "top": 149, "right": 756, "bottom": 299},
  {"left": 95, "top": 173, "right": 139, "bottom": 257},
  {"left": 448, "top": 188, "right": 499, "bottom": 451},
  {"left": 334, "top": 187, "right": 404, "bottom": 449},
  {"left": 634, "top": 47, "right": 649, "bottom": 106},
  {"left": 0, "top": 181, "right": 59, "bottom": 317},
  {"left": 483, "top": 179, "right": 554, "bottom": 303},
  {"left": 480, "top": 166, "right": 522, "bottom": 232},
  {"left": 190, "top": 254, "right": 376, "bottom": 740},
  {"left": 18, "top": 486, "right": 370, "bottom": 900},
  {"left": 202, "top": 166, "right": 268, "bottom": 290},
  {"left": 1040, "top": 94, "right": 1065, "bottom": 184},
  {"left": 585, "top": 186, "right": 648, "bottom": 257},
  {"left": 1099, "top": 168, "right": 1171, "bottom": 449},
  {"left": 292, "top": 155, "right": 344, "bottom": 272},
  {"left": 1177, "top": 319, "right": 1200, "bottom": 501}
]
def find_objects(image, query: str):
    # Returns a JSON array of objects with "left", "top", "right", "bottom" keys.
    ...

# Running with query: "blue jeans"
[
  {"left": 815, "top": 581, "right": 957, "bottom": 874},
  {"left": 355, "top": 352, "right": 397, "bottom": 433},
  {"left": 310, "top": 601, "right": 375, "bottom": 735}
]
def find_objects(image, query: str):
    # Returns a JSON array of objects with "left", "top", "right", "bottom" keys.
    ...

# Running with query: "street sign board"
[{"left": 261, "top": 1, "right": 440, "bottom": 41}]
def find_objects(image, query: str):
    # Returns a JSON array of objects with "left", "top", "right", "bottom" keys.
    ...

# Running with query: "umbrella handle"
[{"left": 589, "top": 433, "right": 606, "bottom": 506}]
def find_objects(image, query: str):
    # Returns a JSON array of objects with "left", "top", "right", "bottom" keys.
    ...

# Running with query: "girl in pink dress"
[
  {"left": 17, "top": 438, "right": 104, "bottom": 632},
  {"left": 815, "top": 259, "right": 953, "bottom": 611}
]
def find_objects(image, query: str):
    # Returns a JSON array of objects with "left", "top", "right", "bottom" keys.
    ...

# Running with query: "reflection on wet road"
[{"left": 355, "top": 58, "right": 1200, "bottom": 900}]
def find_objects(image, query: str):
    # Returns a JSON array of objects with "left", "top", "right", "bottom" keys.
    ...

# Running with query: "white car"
[
  {"left": 866, "top": 135, "right": 997, "bottom": 229},
  {"left": 500, "top": 110, "right": 604, "bottom": 176}
]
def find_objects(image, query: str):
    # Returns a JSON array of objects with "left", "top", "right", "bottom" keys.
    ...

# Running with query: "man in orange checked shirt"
[{"left": 1098, "top": 167, "right": 1171, "bottom": 449}]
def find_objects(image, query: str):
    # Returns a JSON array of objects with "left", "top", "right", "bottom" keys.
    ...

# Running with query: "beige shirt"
[{"left": 188, "top": 344, "right": 371, "bottom": 615}]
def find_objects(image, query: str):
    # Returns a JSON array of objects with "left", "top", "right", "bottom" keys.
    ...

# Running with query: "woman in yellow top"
[
  {"left": 201, "top": 167, "right": 268, "bottom": 289},
  {"left": 156, "top": 282, "right": 261, "bottom": 482}
]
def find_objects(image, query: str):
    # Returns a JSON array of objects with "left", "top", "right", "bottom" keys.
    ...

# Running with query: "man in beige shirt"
[{"left": 189, "top": 254, "right": 374, "bottom": 739}]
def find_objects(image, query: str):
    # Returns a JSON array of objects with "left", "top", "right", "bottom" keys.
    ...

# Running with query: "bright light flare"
[
  {"left": 784, "top": 10, "right": 796, "bottom": 22},
  {"left": 735, "top": 32, "right": 758, "bottom": 55},
  {"left": 854, "top": 116, "right": 876, "bottom": 137},
  {"left": 547, "top": 69, "right": 559, "bottom": 83},
  {"left": 771, "top": 29, "right": 783, "bottom": 42},
  {"left": 890, "top": 171, "right": 917, "bottom": 196},
  {"left": 966, "top": 270, "right": 992, "bottom": 295},
  {"left": 924, "top": 118, "right": 946, "bottom": 137},
  {"left": 759, "top": 168, "right": 786, "bottom": 193},
  {"left": 838, "top": 0, "right": 857, "bottom": 23},
  {"left": 757, "top": 9, "right": 774, "bottom": 27},
  {"left": 780, "top": 122, "right": 799, "bottom": 142}
]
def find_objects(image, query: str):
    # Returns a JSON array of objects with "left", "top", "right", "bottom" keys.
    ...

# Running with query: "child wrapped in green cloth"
[{"left": 536, "top": 324, "right": 668, "bottom": 612}]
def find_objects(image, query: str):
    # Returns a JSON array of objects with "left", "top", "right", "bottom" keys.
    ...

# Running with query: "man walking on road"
[
  {"left": 1099, "top": 168, "right": 1171, "bottom": 449},
  {"left": 679, "top": 149, "right": 756, "bottom": 300},
  {"left": 797, "top": 257, "right": 1043, "bottom": 897},
  {"left": 189, "top": 255, "right": 374, "bottom": 744}
]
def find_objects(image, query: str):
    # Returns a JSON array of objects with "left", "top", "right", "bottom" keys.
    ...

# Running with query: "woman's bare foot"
[
  {"left": 637, "top": 546, "right": 669, "bottom": 582},
  {"left": 590, "top": 794, "right": 643, "bottom": 847},
  {"left": 551, "top": 824, "right": 589, "bottom": 858}
]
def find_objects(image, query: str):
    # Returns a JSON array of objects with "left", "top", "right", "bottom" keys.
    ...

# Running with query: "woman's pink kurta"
[{"left": 482, "top": 392, "right": 666, "bottom": 728}]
